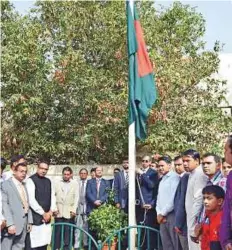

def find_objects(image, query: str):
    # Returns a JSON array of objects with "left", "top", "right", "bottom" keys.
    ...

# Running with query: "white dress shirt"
[{"left": 26, "top": 177, "right": 57, "bottom": 216}]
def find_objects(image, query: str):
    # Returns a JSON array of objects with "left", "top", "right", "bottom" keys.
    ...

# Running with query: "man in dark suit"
[
  {"left": 86, "top": 166, "right": 110, "bottom": 214},
  {"left": 136, "top": 155, "right": 159, "bottom": 250},
  {"left": 173, "top": 155, "right": 189, "bottom": 250},
  {"left": 1, "top": 162, "right": 33, "bottom": 250},
  {"left": 109, "top": 168, "right": 121, "bottom": 189},
  {"left": 114, "top": 159, "right": 129, "bottom": 213},
  {"left": 86, "top": 166, "right": 110, "bottom": 249}
]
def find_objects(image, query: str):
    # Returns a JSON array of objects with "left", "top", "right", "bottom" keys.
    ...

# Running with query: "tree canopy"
[{"left": 1, "top": 1, "right": 231, "bottom": 163}]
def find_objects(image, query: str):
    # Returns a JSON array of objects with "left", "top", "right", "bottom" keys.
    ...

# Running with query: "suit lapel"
[{"left": 9, "top": 178, "right": 23, "bottom": 204}]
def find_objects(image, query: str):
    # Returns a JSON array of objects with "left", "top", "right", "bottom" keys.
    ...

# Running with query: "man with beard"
[{"left": 114, "top": 159, "right": 129, "bottom": 213}]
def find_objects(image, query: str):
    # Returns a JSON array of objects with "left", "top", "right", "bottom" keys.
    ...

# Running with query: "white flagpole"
[
  {"left": 128, "top": 122, "right": 136, "bottom": 249},
  {"left": 128, "top": 1, "right": 136, "bottom": 248}
]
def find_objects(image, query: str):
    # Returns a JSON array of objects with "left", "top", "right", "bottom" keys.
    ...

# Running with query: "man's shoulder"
[
  {"left": 147, "top": 168, "right": 157, "bottom": 175},
  {"left": 1, "top": 179, "right": 8, "bottom": 189}
]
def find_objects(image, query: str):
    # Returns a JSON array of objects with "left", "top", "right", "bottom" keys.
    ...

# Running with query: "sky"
[{"left": 12, "top": 0, "right": 232, "bottom": 53}]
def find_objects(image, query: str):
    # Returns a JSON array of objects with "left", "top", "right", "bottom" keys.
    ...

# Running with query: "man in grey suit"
[
  {"left": 74, "top": 168, "right": 88, "bottom": 250},
  {"left": 1, "top": 162, "right": 33, "bottom": 250}
]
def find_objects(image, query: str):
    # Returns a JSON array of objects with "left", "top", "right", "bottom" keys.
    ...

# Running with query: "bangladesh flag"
[{"left": 127, "top": 1, "right": 157, "bottom": 140}]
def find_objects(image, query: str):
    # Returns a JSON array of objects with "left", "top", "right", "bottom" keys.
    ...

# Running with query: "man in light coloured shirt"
[
  {"left": 156, "top": 155, "right": 180, "bottom": 250},
  {"left": 183, "top": 149, "right": 208, "bottom": 250},
  {"left": 26, "top": 158, "right": 57, "bottom": 250},
  {"left": 54, "top": 166, "right": 79, "bottom": 250},
  {"left": 2, "top": 154, "right": 26, "bottom": 181},
  {"left": 173, "top": 155, "right": 189, "bottom": 250}
]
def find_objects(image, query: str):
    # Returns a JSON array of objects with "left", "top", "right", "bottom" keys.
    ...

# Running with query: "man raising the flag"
[{"left": 127, "top": 0, "right": 158, "bottom": 248}]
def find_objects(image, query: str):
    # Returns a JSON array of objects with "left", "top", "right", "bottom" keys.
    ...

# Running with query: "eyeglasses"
[{"left": 142, "top": 160, "right": 149, "bottom": 163}]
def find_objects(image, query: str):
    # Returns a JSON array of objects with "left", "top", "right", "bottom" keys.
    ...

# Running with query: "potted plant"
[{"left": 88, "top": 189, "right": 128, "bottom": 250}]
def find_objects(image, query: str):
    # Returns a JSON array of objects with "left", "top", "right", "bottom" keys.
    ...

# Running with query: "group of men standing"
[{"left": 1, "top": 135, "right": 232, "bottom": 250}]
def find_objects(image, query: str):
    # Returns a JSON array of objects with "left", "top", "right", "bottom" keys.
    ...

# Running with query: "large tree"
[{"left": 1, "top": 1, "right": 231, "bottom": 163}]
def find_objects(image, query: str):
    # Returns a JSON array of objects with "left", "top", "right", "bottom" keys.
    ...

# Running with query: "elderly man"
[{"left": 220, "top": 135, "right": 232, "bottom": 250}]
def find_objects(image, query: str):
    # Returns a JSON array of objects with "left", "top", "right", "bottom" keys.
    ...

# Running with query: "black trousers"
[
  {"left": 54, "top": 217, "right": 75, "bottom": 250},
  {"left": 32, "top": 246, "right": 47, "bottom": 250},
  {"left": 136, "top": 206, "right": 159, "bottom": 250}
]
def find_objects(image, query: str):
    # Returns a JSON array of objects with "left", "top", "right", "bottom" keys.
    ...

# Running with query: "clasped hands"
[{"left": 94, "top": 200, "right": 102, "bottom": 206}]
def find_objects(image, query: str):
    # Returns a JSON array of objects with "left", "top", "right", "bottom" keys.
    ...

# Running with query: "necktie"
[
  {"left": 125, "top": 172, "right": 129, "bottom": 187},
  {"left": 19, "top": 183, "right": 28, "bottom": 214},
  {"left": 96, "top": 179, "right": 100, "bottom": 199},
  {"left": 80, "top": 180, "right": 85, "bottom": 205}
]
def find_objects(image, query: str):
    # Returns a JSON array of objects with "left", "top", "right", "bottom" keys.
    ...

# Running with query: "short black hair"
[
  {"left": 38, "top": 157, "right": 50, "bottom": 166},
  {"left": 174, "top": 155, "right": 182, "bottom": 162},
  {"left": 10, "top": 154, "right": 25, "bottom": 167},
  {"left": 79, "top": 168, "right": 88, "bottom": 174},
  {"left": 158, "top": 155, "right": 172, "bottom": 164},
  {"left": 228, "top": 135, "right": 232, "bottom": 151},
  {"left": 114, "top": 168, "right": 120, "bottom": 172},
  {"left": 62, "top": 166, "right": 73, "bottom": 174},
  {"left": 182, "top": 149, "right": 200, "bottom": 163},
  {"left": 202, "top": 185, "right": 225, "bottom": 199},
  {"left": 90, "top": 167, "right": 96, "bottom": 173},
  {"left": 14, "top": 162, "right": 27, "bottom": 171},
  {"left": 1, "top": 158, "right": 8, "bottom": 171},
  {"left": 202, "top": 153, "right": 221, "bottom": 164}
]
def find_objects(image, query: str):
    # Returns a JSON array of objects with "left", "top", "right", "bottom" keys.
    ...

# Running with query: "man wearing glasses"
[
  {"left": 26, "top": 158, "right": 57, "bottom": 250},
  {"left": 135, "top": 155, "right": 159, "bottom": 250}
]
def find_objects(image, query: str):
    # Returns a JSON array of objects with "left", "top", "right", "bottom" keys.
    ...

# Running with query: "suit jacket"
[
  {"left": 136, "top": 168, "right": 159, "bottom": 208},
  {"left": 114, "top": 171, "right": 128, "bottom": 209},
  {"left": 174, "top": 173, "right": 189, "bottom": 235},
  {"left": 86, "top": 178, "right": 110, "bottom": 214},
  {"left": 1, "top": 178, "right": 33, "bottom": 235},
  {"left": 54, "top": 179, "right": 79, "bottom": 219},
  {"left": 185, "top": 166, "right": 208, "bottom": 236},
  {"left": 220, "top": 172, "right": 232, "bottom": 248},
  {"left": 77, "top": 179, "right": 88, "bottom": 215}
]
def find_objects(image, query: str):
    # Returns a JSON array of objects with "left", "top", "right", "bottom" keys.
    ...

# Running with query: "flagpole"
[
  {"left": 128, "top": 1, "right": 136, "bottom": 248},
  {"left": 128, "top": 121, "right": 136, "bottom": 249}
]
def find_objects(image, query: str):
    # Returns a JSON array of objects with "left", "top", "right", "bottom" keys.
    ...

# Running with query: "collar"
[
  {"left": 12, "top": 176, "right": 23, "bottom": 186},
  {"left": 179, "top": 172, "right": 186, "bottom": 178},
  {"left": 61, "top": 179, "right": 71, "bottom": 183},
  {"left": 142, "top": 167, "right": 149, "bottom": 174}
]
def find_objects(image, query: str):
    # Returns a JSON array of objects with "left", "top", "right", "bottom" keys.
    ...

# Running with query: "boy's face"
[{"left": 203, "top": 193, "right": 223, "bottom": 211}]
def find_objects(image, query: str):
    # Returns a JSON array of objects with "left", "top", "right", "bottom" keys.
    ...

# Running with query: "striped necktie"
[{"left": 125, "top": 172, "right": 129, "bottom": 187}]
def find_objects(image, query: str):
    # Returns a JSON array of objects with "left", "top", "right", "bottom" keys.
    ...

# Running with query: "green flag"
[{"left": 127, "top": 1, "right": 157, "bottom": 140}]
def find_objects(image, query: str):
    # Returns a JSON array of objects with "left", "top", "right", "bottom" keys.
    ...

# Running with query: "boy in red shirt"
[{"left": 195, "top": 185, "right": 225, "bottom": 250}]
